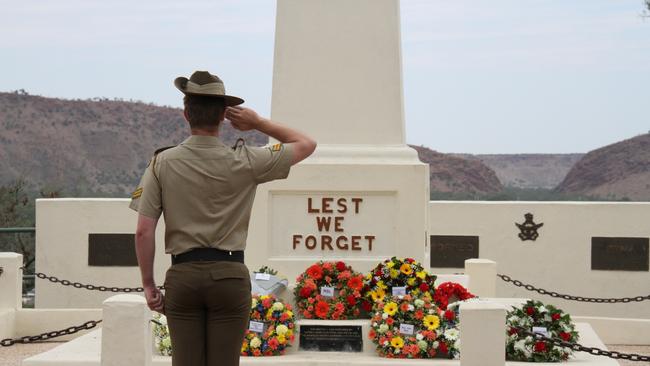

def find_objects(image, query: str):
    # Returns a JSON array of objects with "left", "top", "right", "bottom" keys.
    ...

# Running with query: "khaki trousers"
[{"left": 163, "top": 261, "right": 251, "bottom": 366}]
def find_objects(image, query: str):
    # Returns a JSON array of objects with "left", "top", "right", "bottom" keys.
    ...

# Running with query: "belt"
[{"left": 171, "top": 247, "right": 244, "bottom": 265}]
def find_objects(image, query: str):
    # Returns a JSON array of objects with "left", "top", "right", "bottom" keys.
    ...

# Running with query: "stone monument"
[{"left": 245, "top": 0, "right": 429, "bottom": 279}]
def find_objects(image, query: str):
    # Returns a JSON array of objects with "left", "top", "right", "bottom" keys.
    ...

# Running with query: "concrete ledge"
[
  {"left": 23, "top": 323, "right": 617, "bottom": 366},
  {"left": 16, "top": 309, "right": 102, "bottom": 341},
  {"left": 574, "top": 316, "right": 650, "bottom": 345}
]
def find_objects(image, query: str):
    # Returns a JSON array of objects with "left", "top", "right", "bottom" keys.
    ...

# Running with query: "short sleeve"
[
  {"left": 128, "top": 158, "right": 162, "bottom": 218},
  {"left": 245, "top": 143, "right": 294, "bottom": 184}
]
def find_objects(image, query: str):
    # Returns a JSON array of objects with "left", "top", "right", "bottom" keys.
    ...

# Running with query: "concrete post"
[
  {"left": 460, "top": 300, "right": 506, "bottom": 366},
  {"left": 101, "top": 294, "right": 152, "bottom": 366},
  {"left": 0, "top": 253, "right": 23, "bottom": 310},
  {"left": 465, "top": 258, "right": 497, "bottom": 297}
]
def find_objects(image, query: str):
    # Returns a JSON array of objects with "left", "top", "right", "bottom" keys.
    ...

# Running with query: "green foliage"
[{"left": 256, "top": 266, "right": 278, "bottom": 276}]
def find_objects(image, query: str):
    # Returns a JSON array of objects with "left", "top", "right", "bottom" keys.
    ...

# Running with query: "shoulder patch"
[
  {"left": 154, "top": 146, "right": 175, "bottom": 155},
  {"left": 131, "top": 187, "right": 143, "bottom": 199},
  {"left": 270, "top": 143, "right": 282, "bottom": 152}
]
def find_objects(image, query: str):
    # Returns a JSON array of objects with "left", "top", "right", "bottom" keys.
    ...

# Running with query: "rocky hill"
[
  {"left": 0, "top": 91, "right": 267, "bottom": 196},
  {"left": 556, "top": 133, "right": 650, "bottom": 200},
  {"left": 411, "top": 145, "right": 503, "bottom": 195},
  {"left": 454, "top": 154, "right": 584, "bottom": 189}
]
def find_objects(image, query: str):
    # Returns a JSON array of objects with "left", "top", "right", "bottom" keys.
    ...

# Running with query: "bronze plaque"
[
  {"left": 591, "top": 237, "right": 649, "bottom": 271},
  {"left": 430, "top": 235, "right": 479, "bottom": 268},
  {"left": 299, "top": 325, "right": 363, "bottom": 352},
  {"left": 88, "top": 233, "right": 138, "bottom": 266}
]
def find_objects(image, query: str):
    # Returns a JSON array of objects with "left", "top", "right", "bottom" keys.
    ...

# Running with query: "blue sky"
[{"left": 2, "top": 0, "right": 649, "bottom": 154}]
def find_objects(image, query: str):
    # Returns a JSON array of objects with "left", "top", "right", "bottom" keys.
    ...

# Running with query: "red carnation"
[
  {"left": 336, "top": 261, "right": 346, "bottom": 271},
  {"left": 438, "top": 341, "right": 448, "bottom": 354},
  {"left": 552, "top": 313, "right": 561, "bottom": 321},
  {"left": 307, "top": 264, "right": 323, "bottom": 280},
  {"left": 346, "top": 295, "right": 357, "bottom": 306},
  {"left": 534, "top": 341, "right": 546, "bottom": 352},
  {"left": 361, "top": 300, "right": 373, "bottom": 312},
  {"left": 526, "top": 307, "right": 535, "bottom": 316},
  {"left": 347, "top": 276, "right": 363, "bottom": 291},
  {"left": 299, "top": 286, "right": 313, "bottom": 298},
  {"left": 419, "top": 282, "right": 429, "bottom": 292},
  {"left": 559, "top": 332, "right": 571, "bottom": 341},
  {"left": 315, "top": 301, "right": 329, "bottom": 318},
  {"left": 508, "top": 327, "right": 518, "bottom": 335},
  {"left": 444, "top": 310, "right": 455, "bottom": 321}
]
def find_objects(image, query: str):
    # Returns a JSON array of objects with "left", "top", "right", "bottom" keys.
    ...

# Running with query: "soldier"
[{"left": 129, "top": 70, "right": 316, "bottom": 366}]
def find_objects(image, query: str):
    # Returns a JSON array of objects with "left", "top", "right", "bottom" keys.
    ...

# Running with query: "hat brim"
[{"left": 174, "top": 77, "right": 245, "bottom": 106}]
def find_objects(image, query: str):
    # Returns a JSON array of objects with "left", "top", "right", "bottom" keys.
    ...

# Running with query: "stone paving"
[{"left": 1, "top": 342, "right": 648, "bottom": 366}]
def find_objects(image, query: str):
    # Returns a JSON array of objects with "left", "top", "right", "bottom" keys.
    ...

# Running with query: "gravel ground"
[
  {"left": 1, "top": 342, "right": 648, "bottom": 365},
  {"left": 0, "top": 342, "right": 64, "bottom": 366}
]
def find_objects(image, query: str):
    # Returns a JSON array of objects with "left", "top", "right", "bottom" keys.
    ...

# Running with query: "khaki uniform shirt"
[{"left": 129, "top": 135, "right": 293, "bottom": 255}]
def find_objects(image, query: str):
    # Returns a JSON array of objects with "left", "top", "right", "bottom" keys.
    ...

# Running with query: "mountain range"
[{"left": 1, "top": 91, "right": 648, "bottom": 201}]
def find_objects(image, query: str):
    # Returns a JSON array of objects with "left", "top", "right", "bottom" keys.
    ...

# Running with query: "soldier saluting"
[{"left": 129, "top": 71, "right": 316, "bottom": 366}]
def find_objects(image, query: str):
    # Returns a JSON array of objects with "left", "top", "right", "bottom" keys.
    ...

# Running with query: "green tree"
[{"left": 0, "top": 178, "right": 35, "bottom": 268}]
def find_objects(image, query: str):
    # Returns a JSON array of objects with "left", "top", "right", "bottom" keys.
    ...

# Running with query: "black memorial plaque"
[
  {"left": 591, "top": 237, "right": 649, "bottom": 271},
  {"left": 299, "top": 325, "right": 363, "bottom": 352},
  {"left": 88, "top": 233, "right": 138, "bottom": 266},
  {"left": 430, "top": 235, "right": 479, "bottom": 268}
]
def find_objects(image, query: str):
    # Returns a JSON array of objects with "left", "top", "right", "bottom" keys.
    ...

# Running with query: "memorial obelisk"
[{"left": 246, "top": 0, "right": 429, "bottom": 279}]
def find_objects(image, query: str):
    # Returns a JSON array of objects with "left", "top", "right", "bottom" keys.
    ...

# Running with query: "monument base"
[{"left": 21, "top": 323, "right": 617, "bottom": 366}]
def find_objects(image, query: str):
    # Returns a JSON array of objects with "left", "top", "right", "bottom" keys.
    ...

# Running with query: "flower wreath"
[
  {"left": 152, "top": 312, "right": 172, "bottom": 356},
  {"left": 433, "top": 282, "right": 475, "bottom": 310},
  {"left": 368, "top": 294, "right": 460, "bottom": 359},
  {"left": 294, "top": 261, "right": 365, "bottom": 319},
  {"left": 506, "top": 300, "right": 579, "bottom": 362},
  {"left": 241, "top": 294, "right": 296, "bottom": 357},
  {"left": 362, "top": 257, "right": 437, "bottom": 313}
]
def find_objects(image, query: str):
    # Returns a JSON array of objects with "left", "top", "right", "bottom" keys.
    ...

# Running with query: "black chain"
[
  {"left": 498, "top": 274, "right": 650, "bottom": 303},
  {"left": 19, "top": 267, "right": 164, "bottom": 293},
  {"left": 513, "top": 327, "right": 650, "bottom": 362},
  {"left": 0, "top": 320, "right": 102, "bottom": 347}
]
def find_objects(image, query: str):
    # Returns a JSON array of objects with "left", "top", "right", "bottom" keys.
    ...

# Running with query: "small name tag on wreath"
[
  {"left": 392, "top": 287, "right": 407, "bottom": 296},
  {"left": 320, "top": 286, "right": 335, "bottom": 298},
  {"left": 255, "top": 273, "right": 271, "bottom": 281},
  {"left": 399, "top": 323, "right": 415, "bottom": 335},
  {"left": 249, "top": 321, "right": 265, "bottom": 334},
  {"left": 532, "top": 326, "right": 549, "bottom": 337}
]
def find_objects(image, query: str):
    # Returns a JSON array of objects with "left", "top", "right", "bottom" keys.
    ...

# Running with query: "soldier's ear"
[{"left": 183, "top": 109, "right": 190, "bottom": 123}]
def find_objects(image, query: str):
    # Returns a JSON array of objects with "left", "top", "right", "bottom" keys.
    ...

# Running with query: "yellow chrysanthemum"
[
  {"left": 407, "top": 277, "right": 416, "bottom": 286},
  {"left": 387, "top": 261, "right": 395, "bottom": 268},
  {"left": 411, "top": 288, "right": 420, "bottom": 296},
  {"left": 260, "top": 295, "right": 270, "bottom": 301},
  {"left": 422, "top": 291, "right": 432, "bottom": 301},
  {"left": 371, "top": 288, "right": 386, "bottom": 302},
  {"left": 266, "top": 309, "right": 274, "bottom": 320},
  {"left": 277, "top": 335, "right": 286, "bottom": 344},
  {"left": 241, "top": 341, "right": 249, "bottom": 352},
  {"left": 416, "top": 271, "right": 426, "bottom": 280},
  {"left": 400, "top": 263, "right": 413, "bottom": 275},
  {"left": 383, "top": 302, "right": 398, "bottom": 316},
  {"left": 423, "top": 314, "right": 440, "bottom": 330},
  {"left": 365, "top": 273, "right": 372, "bottom": 280},
  {"left": 377, "top": 280, "right": 387, "bottom": 290},
  {"left": 390, "top": 336, "right": 404, "bottom": 349},
  {"left": 286, "top": 310, "right": 293, "bottom": 318},
  {"left": 389, "top": 269, "right": 400, "bottom": 279}
]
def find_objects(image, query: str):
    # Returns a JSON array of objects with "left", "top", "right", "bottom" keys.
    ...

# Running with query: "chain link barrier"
[
  {"left": 498, "top": 274, "right": 650, "bottom": 303},
  {"left": 514, "top": 327, "right": 650, "bottom": 362},
  {"left": 19, "top": 266, "right": 164, "bottom": 293},
  {"left": 0, "top": 320, "right": 102, "bottom": 347}
]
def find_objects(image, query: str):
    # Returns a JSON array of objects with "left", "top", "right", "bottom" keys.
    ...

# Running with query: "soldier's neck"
[{"left": 190, "top": 128, "right": 219, "bottom": 137}]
